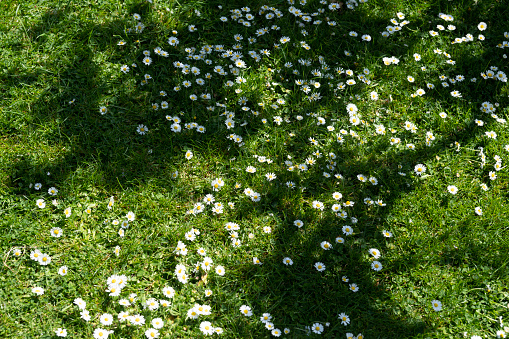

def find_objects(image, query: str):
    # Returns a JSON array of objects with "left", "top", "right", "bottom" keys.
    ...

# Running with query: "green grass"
[{"left": 1, "top": 0, "right": 509, "bottom": 338}]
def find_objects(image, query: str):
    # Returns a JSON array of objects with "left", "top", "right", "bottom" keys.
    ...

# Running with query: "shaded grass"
[{"left": 1, "top": 0, "right": 509, "bottom": 338}]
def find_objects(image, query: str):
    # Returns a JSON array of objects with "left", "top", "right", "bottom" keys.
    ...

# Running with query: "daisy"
[
  {"left": 55, "top": 328, "right": 67, "bottom": 337},
  {"left": 50, "top": 227, "right": 63, "bottom": 238},
  {"left": 201, "top": 257, "right": 213, "bottom": 271},
  {"left": 447, "top": 185, "right": 458, "bottom": 194},
  {"left": 343, "top": 201, "right": 354, "bottom": 207},
  {"left": 187, "top": 306, "right": 200, "bottom": 319},
  {"left": 321, "top": 241, "right": 332, "bottom": 250},
  {"left": 215, "top": 265, "right": 225, "bottom": 276},
  {"left": 283, "top": 257, "right": 293, "bottom": 266},
  {"left": 260, "top": 313, "right": 272, "bottom": 323},
  {"left": 312, "top": 200, "right": 324, "bottom": 210},
  {"left": 93, "top": 328, "right": 113, "bottom": 339},
  {"left": 32, "top": 286, "right": 44, "bottom": 295},
  {"left": 338, "top": 210, "right": 348, "bottom": 219},
  {"left": 280, "top": 36, "right": 290, "bottom": 44},
  {"left": 312, "top": 323, "right": 324, "bottom": 334},
  {"left": 142, "top": 57, "right": 152, "bottom": 66},
  {"left": 371, "top": 261, "right": 383, "bottom": 271},
  {"left": 74, "top": 297, "right": 86, "bottom": 310},
  {"left": 294, "top": 220, "right": 304, "bottom": 228},
  {"left": 364, "top": 197, "right": 374, "bottom": 205},
  {"left": 314, "top": 262, "right": 326, "bottom": 272},
  {"left": 338, "top": 313, "right": 350, "bottom": 325},
  {"left": 137, "top": 124, "right": 148, "bottom": 135},
  {"left": 146, "top": 298, "right": 159, "bottom": 311},
  {"left": 382, "top": 230, "right": 393, "bottom": 238},
  {"left": 246, "top": 166, "right": 256, "bottom": 173},
  {"left": 240, "top": 305, "right": 252, "bottom": 316},
  {"left": 431, "top": 300, "right": 442, "bottom": 311},
  {"left": 485, "top": 131, "right": 497, "bottom": 139},
  {"left": 474, "top": 207, "right": 483, "bottom": 216},
  {"left": 342, "top": 225, "right": 353, "bottom": 235},
  {"left": 199, "top": 321, "right": 214, "bottom": 335},
  {"left": 12, "top": 248, "right": 22, "bottom": 257},
  {"left": 36, "top": 199, "right": 45, "bottom": 208},
  {"left": 349, "top": 283, "right": 359, "bottom": 292},
  {"left": 369, "top": 248, "right": 381, "bottom": 258},
  {"left": 80, "top": 310, "right": 91, "bottom": 321},
  {"left": 130, "top": 314, "right": 145, "bottom": 326},
  {"left": 39, "top": 253, "right": 51, "bottom": 266},
  {"left": 332, "top": 192, "right": 343, "bottom": 200},
  {"left": 265, "top": 173, "right": 277, "bottom": 181},
  {"left": 414, "top": 164, "right": 426, "bottom": 175},
  {"left": 489, "top": 171, "right": 497, "bottom": 180},
  {"left": 161, "top": 286, "right": 175, "bottom": 299},
  {"left": 272, "top": 329, "right": 282, "bottom": 337},
  {"left": 100, "top": 313, "right": 114, "bottom": 326},
  {"left": 118, "top": 299, "right": 130, "bottom": 307},
  {"left": 58, "top": 266, "right": 68, "bottom": 276}
]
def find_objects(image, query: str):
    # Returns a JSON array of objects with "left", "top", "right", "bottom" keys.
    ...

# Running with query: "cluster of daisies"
[
  {"left": 15, "top": 0, "right": 509, "bottom": 336},
  {"left": 68, "top": 277, "right": 178, "bottom": 338},
  {"left": 181, "top": 179, "right": 238, "bottom": 215},
  {"left": 239, "top": 308, "right": 290, "bottom": 337},
  {"left": 106, "top": 2, "right": 506, "bottom": 335}
]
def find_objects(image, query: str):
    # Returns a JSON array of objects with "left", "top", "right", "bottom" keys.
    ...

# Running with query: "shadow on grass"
[{"left": 1, "top": 0, "right": 509, "bottom": 337}]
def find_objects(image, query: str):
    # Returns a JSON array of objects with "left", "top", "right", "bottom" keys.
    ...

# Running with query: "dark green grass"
[{"left": 1, "top": 0, "right": 509, "bottom": 338}]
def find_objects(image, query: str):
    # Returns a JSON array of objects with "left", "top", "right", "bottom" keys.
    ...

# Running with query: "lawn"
[{"left": 1, "top": 0, "right": 509, "bottom": 338}]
